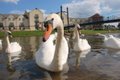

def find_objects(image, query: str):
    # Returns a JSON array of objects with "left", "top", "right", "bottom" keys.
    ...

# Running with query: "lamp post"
[
  {"left": 60, "top": 5, "right": 69, "bottom": 26},
  {"left": 60, "top": 6, "right": 63, "bottom": 20},
  {"left": 67, "top": 7, "right": 69, "bottom": 26}
]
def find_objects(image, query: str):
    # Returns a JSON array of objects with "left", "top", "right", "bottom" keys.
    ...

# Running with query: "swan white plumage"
[
  {"left": 0, "top": 39, "right": 2, "bottom": 50},
  {"left": 6, "top": 31, "right": 22, "bottom": 57},
  {"left": 98, "top": 33, "right": 120, "bottom": 49},
  {"left": 72, "top": 24, "right": 91, "bottom": 52},
  {"left": 35, "top": 14, "right": 69, "bottom": 72}
]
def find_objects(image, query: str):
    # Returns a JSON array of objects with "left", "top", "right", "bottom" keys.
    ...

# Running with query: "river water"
[{"left": 0, "top": 33, "right": 120, "bottom": 80}]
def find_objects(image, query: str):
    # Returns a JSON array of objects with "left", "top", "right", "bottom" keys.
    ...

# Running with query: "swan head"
[
  {"left": 108, "top": 35, "right": 114, "bottom": 38},
  {"left": 6, "top": 31, "right": 12, "bottom": 38},
  {"left": 43, "top": 13, "right": 63, "bottom": 42},
  {"left": 75, "top": 24, "right": 81, "bottom": 30},
  {"left": 75, "top": 24, "right": 81, "bottom": 29}
]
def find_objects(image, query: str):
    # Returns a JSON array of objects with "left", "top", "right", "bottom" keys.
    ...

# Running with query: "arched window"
[
  {"left": 9, "top": 22, "right": 15, "bottom": 30},
  {"left": 0, "top": 23, "right": 4, "bottom": 30},
  {"left": 34, "top": 14, "right": 39, "bottom": 19},
  {"left": 34, "top": 14, "right": 39, "bottom": 30},
  {"left": 19, "top": 23, "right": 25, "bottom": 30}
]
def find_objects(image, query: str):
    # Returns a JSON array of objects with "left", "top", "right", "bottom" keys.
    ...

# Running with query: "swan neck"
[
  {"left": 51, "top": 24, "right": 64, "bottom": 71},
  {"left": 74, "top": 27, "right": 80, "bottom": 41},
  {"left": 104, "top": 36, "right": 107, "bottom": 41},
  {"left": 101, "top": 34, "right": 107, "bottom": 41},
  {"left": 6, "top": 36, "right": 10, "bottom": 46}
]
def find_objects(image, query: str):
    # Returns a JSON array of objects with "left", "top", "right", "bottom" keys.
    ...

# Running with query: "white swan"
[
  {"left": 6, "top": 31, "right": 22, "bottom": 54},
  {"left": 72, "top": 24, "right": 91, "bottom": 52},
  {"left": 5, "top": 31, "right": 22, "bottom": 63},
  {"left": 35, "top": 14, "right": 69, "bottom": 72},
  {"left": 98, "top": 33, "right": 120, "bottom": 49},
  {"left": 0, "top": 39, "right": 2, "bottom": 50}
]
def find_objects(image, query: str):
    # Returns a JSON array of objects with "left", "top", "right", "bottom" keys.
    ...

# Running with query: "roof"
[
  {"left": 0, "top": 14, "right": 21, "bottom": 19},
  {"left": 89, "top": 13, "right": 103, "bottom": 18}
]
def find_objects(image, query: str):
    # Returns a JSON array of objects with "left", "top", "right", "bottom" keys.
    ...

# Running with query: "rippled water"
[{"left": 0, "top": 33, "right": 120, "bottom": 80}]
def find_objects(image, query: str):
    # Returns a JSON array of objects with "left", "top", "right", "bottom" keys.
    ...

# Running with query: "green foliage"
[
  {"left": 0, "top": 30, "right": 44, "bottom": 37},
  {"left": 0, "top": 30, "right": 120, "bottom": 37},
  {"left": 0, "top": 31, "right": 4, "bottom": 37}
]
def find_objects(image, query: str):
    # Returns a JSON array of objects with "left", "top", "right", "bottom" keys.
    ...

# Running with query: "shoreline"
[{"left": 0, "top": 30, "right": 120, "bottom": 37}]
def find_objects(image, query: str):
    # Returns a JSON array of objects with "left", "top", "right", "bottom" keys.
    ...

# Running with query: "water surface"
[{"left": 0, "top": 33, "right": 120, "bottom": 80}]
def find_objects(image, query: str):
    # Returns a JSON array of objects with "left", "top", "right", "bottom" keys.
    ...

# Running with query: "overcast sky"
[{"left": 0, "top": 0, "right": 120, "bottom": 18}]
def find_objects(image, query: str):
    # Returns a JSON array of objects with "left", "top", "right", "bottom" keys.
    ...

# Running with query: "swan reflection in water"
[
  {"left": 74, "top": 50, "right": 91, "bottom": 68},
  {"left": 1, "top": 33, "right": 120, "bottom": 80},
  {"left": 7, "top": 53, "right": 68, "bottom": 80},
  {"left": 47, "top": 69, "right": 68, "bottom": 80}
]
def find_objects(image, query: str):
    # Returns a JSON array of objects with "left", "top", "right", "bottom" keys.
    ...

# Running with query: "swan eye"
[
  {"left": 44, "top": 21, "right": 48, "bottom": 28},
  {"left": 44, "top": 19, "right": 53, "bottom": 28},
  {"left": 7, "top": 32, "right": 12, "bottom": 35},
  {"left": 51, "top": 18, "right": 54, "bottom": 21},
  {"left": 8, "top": 33, "right": 12, "bottom": 35}
]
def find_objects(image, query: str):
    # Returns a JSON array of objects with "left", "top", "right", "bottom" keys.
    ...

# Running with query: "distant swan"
[
  {"left": 35, "top": 14, "right": 69, "bottom": 72},
  {"left": 72, "top": 24, "right": 91, "bottom": 52},
  {"left": 5, "top": 31, "right": 22, "bottom": 64},
  {"left": 0, "top": 39, "right": 2, "bottom": 50},
  {"left": 98, "top": 33, "right": 120, "bottom": 49}
]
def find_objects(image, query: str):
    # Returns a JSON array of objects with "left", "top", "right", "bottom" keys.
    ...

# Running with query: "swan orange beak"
[{"left": 43, "top": 24, "right": 52, "bottom": 42}]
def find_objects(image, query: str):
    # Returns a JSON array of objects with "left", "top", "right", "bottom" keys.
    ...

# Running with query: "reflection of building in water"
[{"left": 0, "top": 8, "right": 43, "bottom": 31}]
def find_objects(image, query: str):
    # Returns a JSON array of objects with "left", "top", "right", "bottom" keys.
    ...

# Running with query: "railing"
[{"left": 80, "top": 18, "right": 120, "bottom": 26}]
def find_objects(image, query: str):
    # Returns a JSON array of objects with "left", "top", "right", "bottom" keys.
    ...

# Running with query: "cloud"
[
  {"left": 63, "top": 0, "right": 120, "bottom": 18},
  {"left": 63, "top": 0, "right": 101, "bottom": 18},
  {"left": 100, "top": 0, "right": 120, "bottom": 16},
  {"left": 1, "top": 0, "right": 20, "bottom": 4},
  {"left": 10, "top": 10, "right": 24, "bottom": 14}
]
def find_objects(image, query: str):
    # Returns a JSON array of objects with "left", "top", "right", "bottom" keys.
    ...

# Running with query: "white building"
[{"left": 0, "top": 8, "right": 43, "bottom": 31}]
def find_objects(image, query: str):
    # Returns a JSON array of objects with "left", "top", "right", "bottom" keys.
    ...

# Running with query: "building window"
[
  {"left": 0, "top": 22, "right": 4, "bottom": 29},
  {"left": 19, "top": 18, "right": 21, "bottom": 21},
  {"left": 9, "top": 22, "right": 15, "bottom": 30},
  {"left": 22, "top": 18, "right": 24, "bottom": 21},
  {"left": 34, "top": 14, "right": 39, "bottom": 30},
  {"left": 8, "top": 18, "right": 11, "bottom": 20},
  {"left": 19, "top": 22, "right": 25, "bottom": 30}
]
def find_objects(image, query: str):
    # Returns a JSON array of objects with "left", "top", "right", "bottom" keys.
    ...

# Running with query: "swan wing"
[
  {"left": 6, "top": 42, "right": 22, "bottom": 54},
  {"left": 74, "top": 39, "right": 91, "bottom": 51},
  {"left": 58, "top": 37, "right": 69, "bottom": 65}
]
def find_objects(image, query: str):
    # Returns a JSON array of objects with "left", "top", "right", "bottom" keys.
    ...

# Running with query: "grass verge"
[{"left": 0, "top": 30, "right": 120, "bottom": 37}]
